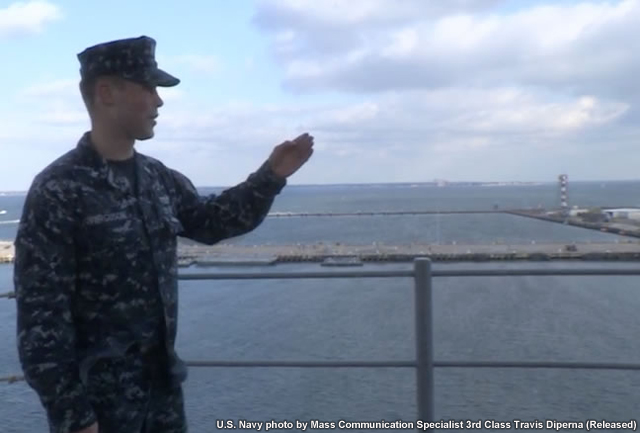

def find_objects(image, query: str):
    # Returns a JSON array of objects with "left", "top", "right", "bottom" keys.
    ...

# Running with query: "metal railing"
[{"left": 4, "top": 259, "right": 640, "bottom": 431}]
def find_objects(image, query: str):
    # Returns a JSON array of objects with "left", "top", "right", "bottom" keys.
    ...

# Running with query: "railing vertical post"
[{"left": 414, "top": 258, "right": 434, "bottom": 431}]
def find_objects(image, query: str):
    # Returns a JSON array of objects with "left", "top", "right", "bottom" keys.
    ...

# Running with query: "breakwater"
[
  {"left": 505, "top": 210, "right": 640, "bottom": 238},
  {"left": 3, "top": 240, "right": 640, "bottom": 265},
  {"left": 176, "top": 242, "right": 640, "bottom": 265}
]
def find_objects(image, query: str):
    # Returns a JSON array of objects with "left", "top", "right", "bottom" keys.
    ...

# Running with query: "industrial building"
[{"left": 602, "top": 208, "right": 640, "bottom": 221}]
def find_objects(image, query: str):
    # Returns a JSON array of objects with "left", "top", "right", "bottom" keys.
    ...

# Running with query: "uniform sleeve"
[
  {"left": 14, "top": 178, "right": 97, "bottom": 433},
  {"left": 171, "top": 160, "right": 287, "bottom": 245}
]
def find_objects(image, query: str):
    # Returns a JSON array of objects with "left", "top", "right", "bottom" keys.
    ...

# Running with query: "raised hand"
[{"left": 268, "top": 133, "right": 314, "bottom": 178}]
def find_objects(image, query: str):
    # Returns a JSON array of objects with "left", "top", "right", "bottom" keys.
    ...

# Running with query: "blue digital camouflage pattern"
[
  {"left": 14, "top": 131, "right": 286, "bottom": 432},
  {"left": 82, "top": 346, "right": 187, "bottom": 432},
  {"left": 77, "top": 35, "right": 179, "bottom": 87}
]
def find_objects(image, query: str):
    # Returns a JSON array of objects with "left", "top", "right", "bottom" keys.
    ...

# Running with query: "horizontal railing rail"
[
  {"left": 178, "top": 267, "right": 640, "bottom": 280},
  {"left": 2, "top": 259, "right": 640, "bottom": 432}
]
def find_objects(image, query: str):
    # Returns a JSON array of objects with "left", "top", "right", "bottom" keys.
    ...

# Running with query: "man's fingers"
[
  {"left": 297, "top": 139, "right": 313, "bottom": 153},
  {"left": 293, "top": 133, "right": 314, "bottom": 146},
  {"left": 276, "top": 134, "right": 314, "bottom": 159},
  {"left": 302, "top": 148, "right": 314, "bottom": 165},
  {"left": 300, "top": 146, "right": 313, "bottom": 162}
]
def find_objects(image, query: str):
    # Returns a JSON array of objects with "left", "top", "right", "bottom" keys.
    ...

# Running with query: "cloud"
[
  {"left": 315, "top": 89, "right": 628, "bottom": 139},
  {"left": 0, "top": 1, "right": 62, "bottom": 38},
  {"left": 3, "top": 1, "right": 640, "bottom": 190},
  {"left": 254, "top": 0, "right": 504, "bottom": 28},
  {"left": 12, "top": 76, "right": 628, "bottom": 169},
  {"left": 254, "top": 0, "right": 640, "bottom": 99},
  {"left": 4, "top": 67, "right": 633, "bottom": 187},
  {"left": 227, "top": 0, "right": 640, "bottom": 184}
]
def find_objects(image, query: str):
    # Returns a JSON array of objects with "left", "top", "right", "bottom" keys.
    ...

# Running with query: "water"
[
  {"left": 0, "top": 192, "right": 23, "bottom": 242},
  {"left": 2, "top": 181, "right": 639, "bottom": 244},
  {"left": 1, "top": 182, "right": 639, "bottom": 432}
]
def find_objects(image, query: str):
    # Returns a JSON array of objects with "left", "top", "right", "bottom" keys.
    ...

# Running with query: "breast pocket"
[{"left": 81, "top": 212, "right": 146, "bottom": 256}]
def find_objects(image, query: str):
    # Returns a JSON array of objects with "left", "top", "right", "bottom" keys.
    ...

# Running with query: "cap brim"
[{"left": 153, "top": 68, "right": 180, "bottom": 87}]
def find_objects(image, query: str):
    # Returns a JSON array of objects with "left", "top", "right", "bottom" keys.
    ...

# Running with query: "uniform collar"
[{"left": 76, "top": 131, "right": 155, "bottom": 194}]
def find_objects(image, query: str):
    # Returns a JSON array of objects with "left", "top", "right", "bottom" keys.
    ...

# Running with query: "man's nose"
[{"left": 153, "top": 88, "right": 164, "bottom": 107}]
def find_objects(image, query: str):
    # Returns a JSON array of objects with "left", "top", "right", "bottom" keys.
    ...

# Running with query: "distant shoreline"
[{"left": 4, "top": 179, "right": 640, "bottom": 195}]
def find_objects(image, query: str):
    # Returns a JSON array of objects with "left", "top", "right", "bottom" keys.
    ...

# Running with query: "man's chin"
[{"left": 136, "top": 130, "right": 155, "bottom": 141}]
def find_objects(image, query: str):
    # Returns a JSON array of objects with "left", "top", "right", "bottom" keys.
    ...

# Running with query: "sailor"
[{"left": 13, "top": 35, "right": 313, "bottom": 433}]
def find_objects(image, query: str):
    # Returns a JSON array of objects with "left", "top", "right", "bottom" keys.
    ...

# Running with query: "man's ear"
[{"left": 95, "top": 77, "right": 121, "bottom": 106}]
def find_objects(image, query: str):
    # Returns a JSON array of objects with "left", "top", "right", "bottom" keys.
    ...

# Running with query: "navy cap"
[{"left": 77, "top": 36, "right": 179, "bottom": 87}]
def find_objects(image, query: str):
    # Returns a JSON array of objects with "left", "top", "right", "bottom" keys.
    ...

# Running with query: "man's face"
[{"left": 98, "top": 77, "right": 164, "bottom": 141}]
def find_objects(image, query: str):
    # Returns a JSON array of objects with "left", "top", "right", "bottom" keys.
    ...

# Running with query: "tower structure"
[{"left": 558, "top": 174, "right": 568, "bottom": 218}]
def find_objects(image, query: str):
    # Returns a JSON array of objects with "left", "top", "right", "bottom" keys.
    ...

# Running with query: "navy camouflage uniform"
[{"left": 13, "top": 36, "right": 286, "bottom": 433}]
